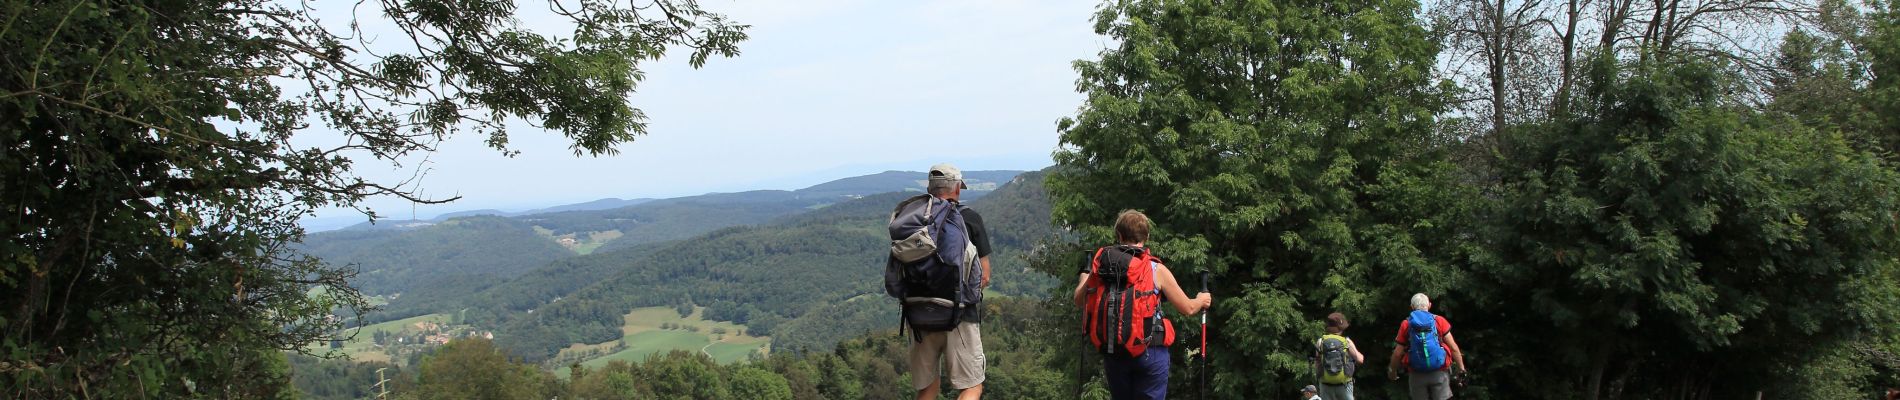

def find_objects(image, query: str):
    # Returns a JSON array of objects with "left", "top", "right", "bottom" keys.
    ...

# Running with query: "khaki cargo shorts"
[{"left": 909, "top": 322, "right": 985, "bottom": 391}]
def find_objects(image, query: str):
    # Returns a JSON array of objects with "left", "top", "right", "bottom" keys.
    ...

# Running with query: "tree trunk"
[
  {"left": 1599, "top": 0, "right": 1635, "bottom": 52},
  {"left": 1641, "top": 0, "right": 1666, "bottom": 62},
  {"left": 1586, "top": 343, "right": 1610, "bottom": 400},
  {"left": 1489, "top": 0, "right": 1508, "bottom": 136},
  {"left": 10, "top": 266, "right": 48, "bottom": 339},
  {"left": 1607, "top": 357, "right": 1638, "bottom": 399},
  {"left": 1658, "top": 0, "right": 1684, "bottom": 56},
  {"left": 1696, "top": 369, "right": 1716, "bottom": 400},
  {"left": 11, "top": 229, "right": 72, "bottom": 343},
  {"left": 1553, "top": 0, "right": 1580, "bottom": 117}
]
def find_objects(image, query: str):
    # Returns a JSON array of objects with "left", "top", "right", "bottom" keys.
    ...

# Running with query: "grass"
[
  {"left": 562, "top": 306, "right": 770, "bottom": 368},
  {"left": 578, "top": 330, "right": 713, "bottom": 369},
  {"left": 304, "top": 313, "right": 454, "bottom": 364},
  {"left": 574, "top": 231, "right": 623, "bottom": 255},
  {"left": 706, "top": 342, "right": 762, "bottom": 362},
  {"left": 532, "top": 226, "right": 622, "bottom": 255}
]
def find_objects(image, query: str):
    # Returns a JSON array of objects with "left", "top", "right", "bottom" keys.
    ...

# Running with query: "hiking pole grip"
[
  {"left": 1198, "top": 271, "right": 1209, "bottom": 347},
  {"left": 1198, "top": 271, "right": 1210, "bottom": 400}
]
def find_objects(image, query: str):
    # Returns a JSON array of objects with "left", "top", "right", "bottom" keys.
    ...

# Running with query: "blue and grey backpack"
[{"left": 884, "top": 194, "right": 981, "bottom": 340}]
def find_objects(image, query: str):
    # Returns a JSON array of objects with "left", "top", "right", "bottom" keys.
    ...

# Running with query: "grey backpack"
[{"left": 884, "top": 194, "right": 980, "bottom": 338}]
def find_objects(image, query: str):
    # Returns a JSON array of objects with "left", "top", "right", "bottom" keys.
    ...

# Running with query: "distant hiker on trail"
[
  {"left": 1387, "top": 293, "right": 1467, "bottom": 400},
  {"left": 1301, "top": 384, "right": 1322, "bottom": 400},
  {"left": 1314, "top": 312, "right": 1364, "bottom": 400},
  {"left": 1072, "top": 210, "right": 1211, "bottom": 400},
  {"left": 884, "top": 164, "right": 993, "bottom": 400}
]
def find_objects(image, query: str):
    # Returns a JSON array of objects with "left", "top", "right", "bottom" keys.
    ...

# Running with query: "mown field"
[
  {"left": 532, "top": 226, "right": 623, "bottom": 255},
  {"left": 305, "top": 313, "right": 455, "bottom": 363},
  {"left": 567, "top": 306, "right": 769, "bottom": 368}
]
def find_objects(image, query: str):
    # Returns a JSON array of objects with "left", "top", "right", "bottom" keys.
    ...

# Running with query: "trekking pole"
[
  {"left": 1079, "top": 324, "right": 1094, "bottom": 398},
  {"left": 1079, "top": 278, "right": 1094, "bottom": 400},
  {"left": 1078, "top": 302, "right": 1090, "bottom": 399},
  {"left": 1077, "top": 250, "right": 1094, "bottom": 399},
  {"left": 1199, "top": 272, "right": 1211, "bottom": 400}
]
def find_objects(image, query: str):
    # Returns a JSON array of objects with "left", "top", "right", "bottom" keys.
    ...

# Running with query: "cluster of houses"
[{"left": 395, "top": 321, "right": 494, "bottom": 345}]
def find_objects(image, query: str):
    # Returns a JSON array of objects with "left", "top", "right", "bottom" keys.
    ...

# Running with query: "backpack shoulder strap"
[
  {"left": 1135, "top": 251, "right": 1161, "bottom": 288},
  {"left": 1088, "top": 247, "right": 1108, "bottom": 275}
]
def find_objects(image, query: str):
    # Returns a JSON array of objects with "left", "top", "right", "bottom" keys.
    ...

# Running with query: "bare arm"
[
  {"left": 1444, "top": 332, "right": 1467, "bottom": 372},
  {"left": 1072, "top": 273, "right": 1090, "bottom": 307},
  {"left": 1388, "top": 344, "right": 1406, "bottom": 379},
  {"left": 1153, "top": 265, "right": 1210, "bottom": 315},
  {"left": 1349, "top": 338, "right": 1365, "bottom": 364},
  {"left": 980, "top": 256, "right": 991, "bottom": 287}
]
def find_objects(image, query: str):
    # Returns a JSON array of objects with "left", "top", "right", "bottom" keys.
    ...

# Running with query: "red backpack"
[{"left": 1083, "top": 245, "right": 1174, "bottom": 357}]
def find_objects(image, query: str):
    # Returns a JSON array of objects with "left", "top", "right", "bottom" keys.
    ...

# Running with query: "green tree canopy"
[
  {"left": 729, "top": 366, "right": 793, "bottom": 400},
  {"left": 1475, "top": 54, "right": 1900, "bottom": 398},
  {"left": 1051, "top": 0, "right": 1466, "bottom": 397},
  {"left": 0, "top": 0, "right": 743, "bottom": 396},
  {"left": 1866, "top": 0, "right": 1900, "bottom": 152},
  {"left": 643, "top": 351, "right": 732, "bottom": 400},
  {"left": 416, "top": 338, "right": 559, "bottom": 400}
]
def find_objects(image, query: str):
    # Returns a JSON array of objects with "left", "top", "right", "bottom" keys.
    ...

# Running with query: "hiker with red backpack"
[
  {"left": 1387, "top": 293, "right": 1467, "bottom": 400},
  {"left": 885, "top": 164, "right": 993, "bottom": 400},
  {"left": 1071, "top": 210, "right": 1211, "bottom": 400}
]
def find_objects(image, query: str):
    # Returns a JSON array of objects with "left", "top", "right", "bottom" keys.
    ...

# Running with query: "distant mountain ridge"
[
  {"left": 299, "top": 169, "right": 1028, "bottom": 299},
  {"left": 331, "top": 198, "right": 657, "bottom": 232},
  {"left": 793, "top": 170, "right": 1020, "bottom": 198},
  {"left": 324, "top": 170, "right": 1020, "bottom": 232},
  {"left": 425, "top": 198, "right": 659, "bottom": 221},
  {"left": 297, "top": 216, "right": 575, "bottom": 295},
  {"left": 526, "top": 198, "right": 657, "bottom": 215}
]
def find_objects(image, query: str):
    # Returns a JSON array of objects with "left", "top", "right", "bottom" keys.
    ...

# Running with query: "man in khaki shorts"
[{"left": 909, "top": 164, "right": 992, "bottom": 400}]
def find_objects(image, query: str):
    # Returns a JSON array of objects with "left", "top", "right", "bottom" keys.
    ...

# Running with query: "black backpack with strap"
[{"left": 883, "top": 194, "right": 978, "bottom": 340}]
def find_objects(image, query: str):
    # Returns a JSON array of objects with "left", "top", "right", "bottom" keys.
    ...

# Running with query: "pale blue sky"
[{"left": 308, "top": 0, "right": 1105, "bottom": 224}]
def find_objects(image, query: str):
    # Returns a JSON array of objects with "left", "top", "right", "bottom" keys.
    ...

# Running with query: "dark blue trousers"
[{"left": 1103, "top": 346, "right": 1170, "bottom": 400}]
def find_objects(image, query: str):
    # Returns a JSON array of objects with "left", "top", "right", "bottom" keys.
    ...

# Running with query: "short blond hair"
[
  {"left": 1114, "top": 210, "right": 1150, "bottom": 244},
  {"left": 1411, "top": 293, "right": 1431, "bottom": 310}
]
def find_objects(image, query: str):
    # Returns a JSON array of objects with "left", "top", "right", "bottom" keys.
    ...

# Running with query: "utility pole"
[{"left": 374, "top": 367, "right": 390, "bottom": 400}]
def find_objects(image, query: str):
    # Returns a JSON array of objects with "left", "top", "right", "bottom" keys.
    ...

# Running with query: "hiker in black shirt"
[
  {"left": 962, "top": 206, "right": 991, "bottom": 319},
  {"left": 905, "top": 163, "right": 990, "bottom": 400}
]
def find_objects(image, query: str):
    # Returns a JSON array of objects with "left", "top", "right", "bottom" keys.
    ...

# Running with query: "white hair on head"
[{"left": 1411, "top": 293, "right": 1431, "bottom": 310}]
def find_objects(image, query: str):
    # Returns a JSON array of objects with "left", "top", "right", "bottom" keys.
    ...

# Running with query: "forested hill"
[
  {"left": 298, "top": 170, "right": 1023, "bottom": 302},
  {"left": 296, "top": 169, "right": 1048, "bottom": 364},
  {"left": 296, "top": 216, "right": 575, "bottom": 295},
  {"left": 487, "top": 169, "right": 1059, "bottom": 361}
]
